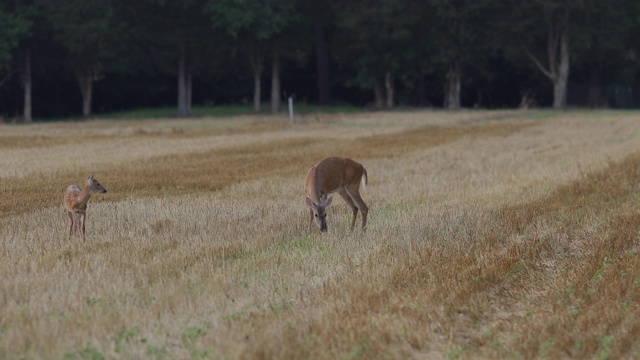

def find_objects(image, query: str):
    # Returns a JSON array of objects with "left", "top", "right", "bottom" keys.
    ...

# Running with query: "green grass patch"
[
  {"left": 276, "top": 235, "right": 325, "bottom": 254},
  {"left": 95, "top": 103, "right": 360, "bottom": 121},
  {"left": 293, "top": 103, "right": 361, "bottom": 115},
  {"left": 33, "top": 103, "right": 361, "bottom": 122},
  {"left": 99, "top": 105, "right": 254, "bottom": 119}
]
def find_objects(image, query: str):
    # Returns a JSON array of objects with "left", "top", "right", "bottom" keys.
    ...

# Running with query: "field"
[{"left": 2, "top": 110, "right": 640, "bottom": 359}]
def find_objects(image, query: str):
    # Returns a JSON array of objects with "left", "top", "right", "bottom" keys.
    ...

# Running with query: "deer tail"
[{"left": 362, "top": 167, "right": 368, "bottom": 190}]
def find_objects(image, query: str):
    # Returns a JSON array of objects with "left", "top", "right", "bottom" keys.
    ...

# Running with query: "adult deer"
[
  {"left": 63, "top": 174, "right": 107, "bottom": 241},
  {"left": 304, "top": 157, "right": 368, "bottom": 233}
]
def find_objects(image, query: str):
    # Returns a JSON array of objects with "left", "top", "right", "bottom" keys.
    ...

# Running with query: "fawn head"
[
  {"left": 86, "top": 174, "right": 107, "bottom": 193},
  {"left": 305, "top": 195, "right": 333, "bottom": 232}
]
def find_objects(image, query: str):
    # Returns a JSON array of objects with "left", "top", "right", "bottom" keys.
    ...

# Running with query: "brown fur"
[
  {"left": 63, "top": 174, "right": 107, "bottom": 241},
  {"left": 304, "top": 157, "right": 368, "bottom": 233}
]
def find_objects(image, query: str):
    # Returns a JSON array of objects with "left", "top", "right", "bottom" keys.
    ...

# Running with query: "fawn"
[{"left": 63, "top": 174, "right": 107, "bottom": 241}]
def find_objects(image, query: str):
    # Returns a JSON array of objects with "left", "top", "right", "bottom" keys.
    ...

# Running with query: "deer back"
[
  {"left": 305, "top": 157, "right": 365, "bottom": 203},
  {"left": 63, "top": 185, "right": 82, "bottom": 211}
]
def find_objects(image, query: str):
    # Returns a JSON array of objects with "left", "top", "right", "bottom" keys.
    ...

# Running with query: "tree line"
[{"left": 1, "top": 0, "right": 639, "bottom": 122}]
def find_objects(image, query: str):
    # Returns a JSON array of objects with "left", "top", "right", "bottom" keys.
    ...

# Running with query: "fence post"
[{"left": 288, "top": 96, "right": 294, "bottom": 124}]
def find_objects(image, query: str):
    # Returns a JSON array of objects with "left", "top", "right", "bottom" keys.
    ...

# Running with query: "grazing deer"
[
  {"left": 305, "top": 157, "right": 369, "bottom": 233},
  {"left": 63, "top": 174, "right": 107, "bottom": 241}
]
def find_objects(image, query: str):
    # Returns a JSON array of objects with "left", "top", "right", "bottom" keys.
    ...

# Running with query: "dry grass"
[{"left": 1, "top": 110, "right": 640, "bottom": 359}]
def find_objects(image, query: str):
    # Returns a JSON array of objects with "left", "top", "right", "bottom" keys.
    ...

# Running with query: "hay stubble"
[{"left": 1, "top": 110, "right": 640, "bottom": 359}]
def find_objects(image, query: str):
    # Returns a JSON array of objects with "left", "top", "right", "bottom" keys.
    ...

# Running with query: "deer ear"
[
  {"left": 323, "top": 196, "right": 333, "bottom": 207},
  {"left": 87, "top": 174, "right": 94, "bottom": 180},
  {"left": 305, "top": 197, "right": 314, "bottom": 208}
]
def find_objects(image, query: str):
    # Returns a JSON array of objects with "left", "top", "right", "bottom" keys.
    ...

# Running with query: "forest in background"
[{"left": 1, "top": 0, "right": 640, "bottom": 121}]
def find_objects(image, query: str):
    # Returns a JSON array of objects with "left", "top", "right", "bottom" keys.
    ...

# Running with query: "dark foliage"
[{"left": 0, "top": 0, "right": 639, "bottom": 119}]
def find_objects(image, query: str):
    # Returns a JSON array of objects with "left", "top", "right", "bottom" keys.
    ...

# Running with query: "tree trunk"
[
  {"left": 416, "top": 74, "right": 427, "bottom": 107},
  {"left": 74, "top": 67, "right": 93, "bottom": 119},
  {"left": 524, "top": 3, "right": 571, "bottom": 109},
  {"left": 270, "top": 52, "right": 281, "bottom": 114},
  {"left": 374, "top": 78, "right": 384, "bottom": 109},
  {"left": 80, "top": 77, "right": 92, "bottom": 118},
  {"left": 314, "top": 23, "right": 332, "bottom": 104},
  {"left": 552, "top": 31, "right": 569, "bottom": 109},
  {"left": 251, "top": 55, "right": 262, "bottom": 113},
  {"left": 587, "top": 65, "right": 602, "bottom": 108},
  {"left": 22, "top": 48, "right": 32, "bottom": 122},
  {"left": 385, "top": 71, "right": 394, "bottom": 108},
  {"left": 187, "top": 71, "right": 193, "bottom": 115},
  {"left": 177, "top": 49, "right": 190, "bottom": 117},
  {"left": 445, "top": 62, "right": 461, "bottom": 110},
  {"left": 83, "top": 81, "right": 92, "bottom": 118}
]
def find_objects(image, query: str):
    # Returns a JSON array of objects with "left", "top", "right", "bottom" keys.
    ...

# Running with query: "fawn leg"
[
  {"left": 81, "top": 213, "right": 86, "bottom": 242},
  {"left": 67, "top": 211, "right": 74, "bottom": 240}
]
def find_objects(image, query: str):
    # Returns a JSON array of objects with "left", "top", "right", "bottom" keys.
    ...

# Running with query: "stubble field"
[{"left": 1, "top": 110, "right": 640, "bottom": 359}]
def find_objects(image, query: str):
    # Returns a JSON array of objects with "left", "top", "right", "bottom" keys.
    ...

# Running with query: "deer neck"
[
  {"left": 309, "top": 185, "right": 327, "bottom": 206},
  {"left": 307, "top": 170, "right": 324, "bottom": 205},
  {"left": 76, "top": 185, "right": 94, "bottom": 207},
  {"left": 309, "top": 192, "right": 321, "bottom": 205}
]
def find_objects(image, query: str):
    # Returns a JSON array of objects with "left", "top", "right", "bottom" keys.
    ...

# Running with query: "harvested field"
[{"left": 1, "top": 110, "right": 640, "bottom": 359}]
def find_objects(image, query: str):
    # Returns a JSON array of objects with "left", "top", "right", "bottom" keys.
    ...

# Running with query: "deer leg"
[
  {"left": 338, "top": 190, "right": 358, "bottom": 231},
  {"left": 67, "top": 211, "right": 74, "bottom": 240},
  {"left": 74, "top": 212, "right": 80, "bottom": 238},
  {"left": 308, "top": 208, "right": 315, "bottom": 233},
  {"left": 81, "top": 213, "right": 86, "bottom": 242},
  {"left": 345, "top": 187, "right": 368, "bottom": 232}
]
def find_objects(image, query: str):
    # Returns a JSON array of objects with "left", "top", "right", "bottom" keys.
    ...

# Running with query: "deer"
[
  {"left": 304, "top": 156, "right": 369, "bottom": 233},
  {"left": 63, "top": 174, "right": 107, "bottom": 241}
]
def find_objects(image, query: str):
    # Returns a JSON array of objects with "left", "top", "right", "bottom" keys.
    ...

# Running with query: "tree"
[
  {"left": 0, "top": 1, "right": 32, "bottom": 120},
  {"left": 511, "top": 0, "right": 576, "bottom": 109},
  {"left": 406, "top": 2, "right": 441, "bottom": 107},
  {"left": 570, "top": 1, "right": 638, "bottom": 107},
  {"left": 298, "top": 0, "right": 335, "bottom": 104},
  {"left": 1, "top": 0, "right": 640, "bottom": 118},
  {"left": 313, "top": 18, "right": 332, "bottom": 104},
  {"left": 171, "top": 1, "right": 216, "bottom": 118},
  {"left": 122, "top": 0, "right": 216, "bottom": 118},
  {"left": 44, "top": 0, "right": 124, "bottom": 118},
  {"left": 114, "top": 1, "right": 203, "bottom": 117},
  {"left": 427, "top": 0, "right": 500, "bottom": 110},
  {"left": 207, "top": 0, "right": 300, "bottom": 114},
  {"left": 335, "top": 0, "right": 419, "bottom": 109},
  {"left": 0, "top": 4, "right": 24, "bottom": 85}
]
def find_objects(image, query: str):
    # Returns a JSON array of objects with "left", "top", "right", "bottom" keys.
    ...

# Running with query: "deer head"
[
  {"left": 86, "top": 174, "right": 107, "bottom": 194},
  {"left": 305, "top": 195, "right": 333, "bottom": 232}
]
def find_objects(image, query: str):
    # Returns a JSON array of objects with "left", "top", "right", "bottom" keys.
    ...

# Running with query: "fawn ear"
[
  {"left": 305, "top": 197, "right": 315, "bottom": 208},
  {"left": 87, "top": 174, "right": 94, "bottom": 181},
  {"left": 323, "top": 196, "right": 333, "bottom": 208}
]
